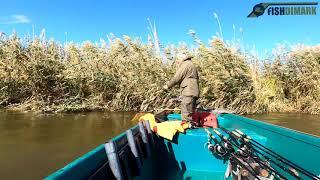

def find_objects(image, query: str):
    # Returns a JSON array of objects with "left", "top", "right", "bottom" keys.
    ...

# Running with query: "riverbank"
[
  {"left": 2, "top": 101, "right": 319, "bottom": 115},
  {"left": 0, "top": 34, "right": 319, "bottom": 114}
]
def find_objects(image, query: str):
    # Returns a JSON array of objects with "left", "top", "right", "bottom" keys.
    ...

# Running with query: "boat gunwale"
[
  {"left": 219, "top": 113, "right": 320, "bottom": 148},
  {"left": 46, "top": 125, "right": 140, "bottom": 179}
]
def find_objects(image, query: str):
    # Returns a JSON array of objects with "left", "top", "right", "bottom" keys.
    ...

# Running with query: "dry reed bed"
[{"left": 0, "top": 34, "right": 319, "bottom": 114}]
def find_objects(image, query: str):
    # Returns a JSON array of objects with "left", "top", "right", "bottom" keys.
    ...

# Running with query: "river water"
[{"left": 0, "top": 111, "right": 319, "bottom": 179}]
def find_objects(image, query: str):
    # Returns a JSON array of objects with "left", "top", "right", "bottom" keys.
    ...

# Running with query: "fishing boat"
[{"left": 46, "top": 110, "right": 320, "bottom": 180}]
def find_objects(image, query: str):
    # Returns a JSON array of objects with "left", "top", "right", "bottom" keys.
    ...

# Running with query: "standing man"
[{"left": 163, "top": 53, "right": 200, "bottom": 123}]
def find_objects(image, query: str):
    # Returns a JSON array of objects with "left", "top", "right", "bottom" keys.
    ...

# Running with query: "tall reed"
[{"left": 0, "top": 33, "right": 319, "bottom": 114}]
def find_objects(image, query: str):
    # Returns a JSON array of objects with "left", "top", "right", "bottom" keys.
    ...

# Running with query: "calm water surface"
[
  {"left": 0, "top": 111, "right": 319, "bottom": 179},
  {"left": 0, "top": 111, "right": 135, "bottom": 180},
  {"left": 246, "top": 113, "right": 320, "bottom": 137}
]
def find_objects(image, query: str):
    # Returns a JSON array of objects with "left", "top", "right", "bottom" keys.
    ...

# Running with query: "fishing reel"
[
  {"left": 207, "top": 143, "right": 227, "bottom": 157},
  {"left": 237, "top": 144, "right": 253, "bottom": 158},
  {"left": 221, "top": 141, "right": 234, "bottom": 152}
]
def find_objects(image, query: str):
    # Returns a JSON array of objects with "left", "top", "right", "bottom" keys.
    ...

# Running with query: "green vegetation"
[{"left": 0, "top": 33, "right": 319, "bottom": 114}]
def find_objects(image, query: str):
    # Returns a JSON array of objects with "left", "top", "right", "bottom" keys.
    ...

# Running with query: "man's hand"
[{"left": 163, "top": 85, "right": 168, "bottom": 90}]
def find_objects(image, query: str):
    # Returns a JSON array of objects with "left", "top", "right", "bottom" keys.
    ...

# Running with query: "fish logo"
[{"left": 248, "top": 2, "right": 318, "bottom": 17}]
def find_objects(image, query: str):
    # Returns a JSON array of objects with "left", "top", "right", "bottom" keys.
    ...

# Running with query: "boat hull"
[{"left": 46, "top": 113, "right": 320, "bottom": 179}]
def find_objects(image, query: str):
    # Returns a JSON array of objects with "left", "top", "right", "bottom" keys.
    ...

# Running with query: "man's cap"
[{"left": 177, "top": 52, "right": 192, "bottom": 61}]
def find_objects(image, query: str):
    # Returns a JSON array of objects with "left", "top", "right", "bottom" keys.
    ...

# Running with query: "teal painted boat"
[{"left": 46, "top": 112, "right": 320, "bottom": 180}]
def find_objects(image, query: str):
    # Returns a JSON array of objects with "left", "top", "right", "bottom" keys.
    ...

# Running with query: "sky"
[{"left": 0, "top": 0, "right": 319, "bottom": 56}]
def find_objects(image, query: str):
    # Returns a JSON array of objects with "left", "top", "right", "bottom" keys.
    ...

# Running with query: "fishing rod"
[
  {"left": 221, "top": 127, "right": 301, "bottom": 179},
  {"left": 203, "top": 128, "right": 262, "bottom": 180},
  {"left": 212, "top": 129, "right": 285, "bottom": 180},
  {"left": 208, "top": 129, "right": 263, "bottom": 180},
  {"left": 220, "top": 127, "right": 311, "bottom": 180},
  {"left": 234, "top": 129, "right": 320, "bottom": 180},
  {"left": 228, "top": 152, "right": 263, "bottom": 180},
  {"left": 204, "top": 128, "right": 227, "bottom": 157},
  {"left": 212, "top": 129, "right": 286, "bottom": 180}
]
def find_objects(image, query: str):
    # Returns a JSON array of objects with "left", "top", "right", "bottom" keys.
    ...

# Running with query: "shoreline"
[{"left": 2, "top": 102, "right": 319, "bottom": 115}]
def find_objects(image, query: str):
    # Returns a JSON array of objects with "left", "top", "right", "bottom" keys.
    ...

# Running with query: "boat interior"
[{"left": 47, "top": 113, "right": 320, "bottom": 180}]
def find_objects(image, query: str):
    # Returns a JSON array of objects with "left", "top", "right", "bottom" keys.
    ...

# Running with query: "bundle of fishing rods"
[{"left": 204, "top": 127, "right": 320, "bottom": 180}]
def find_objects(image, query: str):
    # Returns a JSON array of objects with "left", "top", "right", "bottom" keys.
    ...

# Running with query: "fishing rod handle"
[
  {"left": 204, "top": 128, "right": 215, "bottom": 140},
  {"left": 213, "top": 129, "right": 228, "bottom": 141},
  {"left": 219, "top": 127, "right": 239, "bottom": 141},
  {"left": 220, "top": 127, "right": 243, "bottom": 140},
  {"left": 235, "top": 129, "right": 244, "bottom": 135},
  {"left": 231, "top": 130, "right": 241, "bottom": 138},
  {"left": 232, "top": 131, "right": 250, "bottom": 142},
  {"left": 204, "top": 128, "right": 211, "bottom": 134},
  {"left": 213, "top": 129, "right": 222, "bottom": 136},
  {"left": 235, "top": 129, "right": 252, "bottom": 140}
]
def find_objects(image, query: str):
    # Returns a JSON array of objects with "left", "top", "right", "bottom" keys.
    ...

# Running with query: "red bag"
[{"left": 192, "top": 111, "right": 218, "bottom": 128}]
